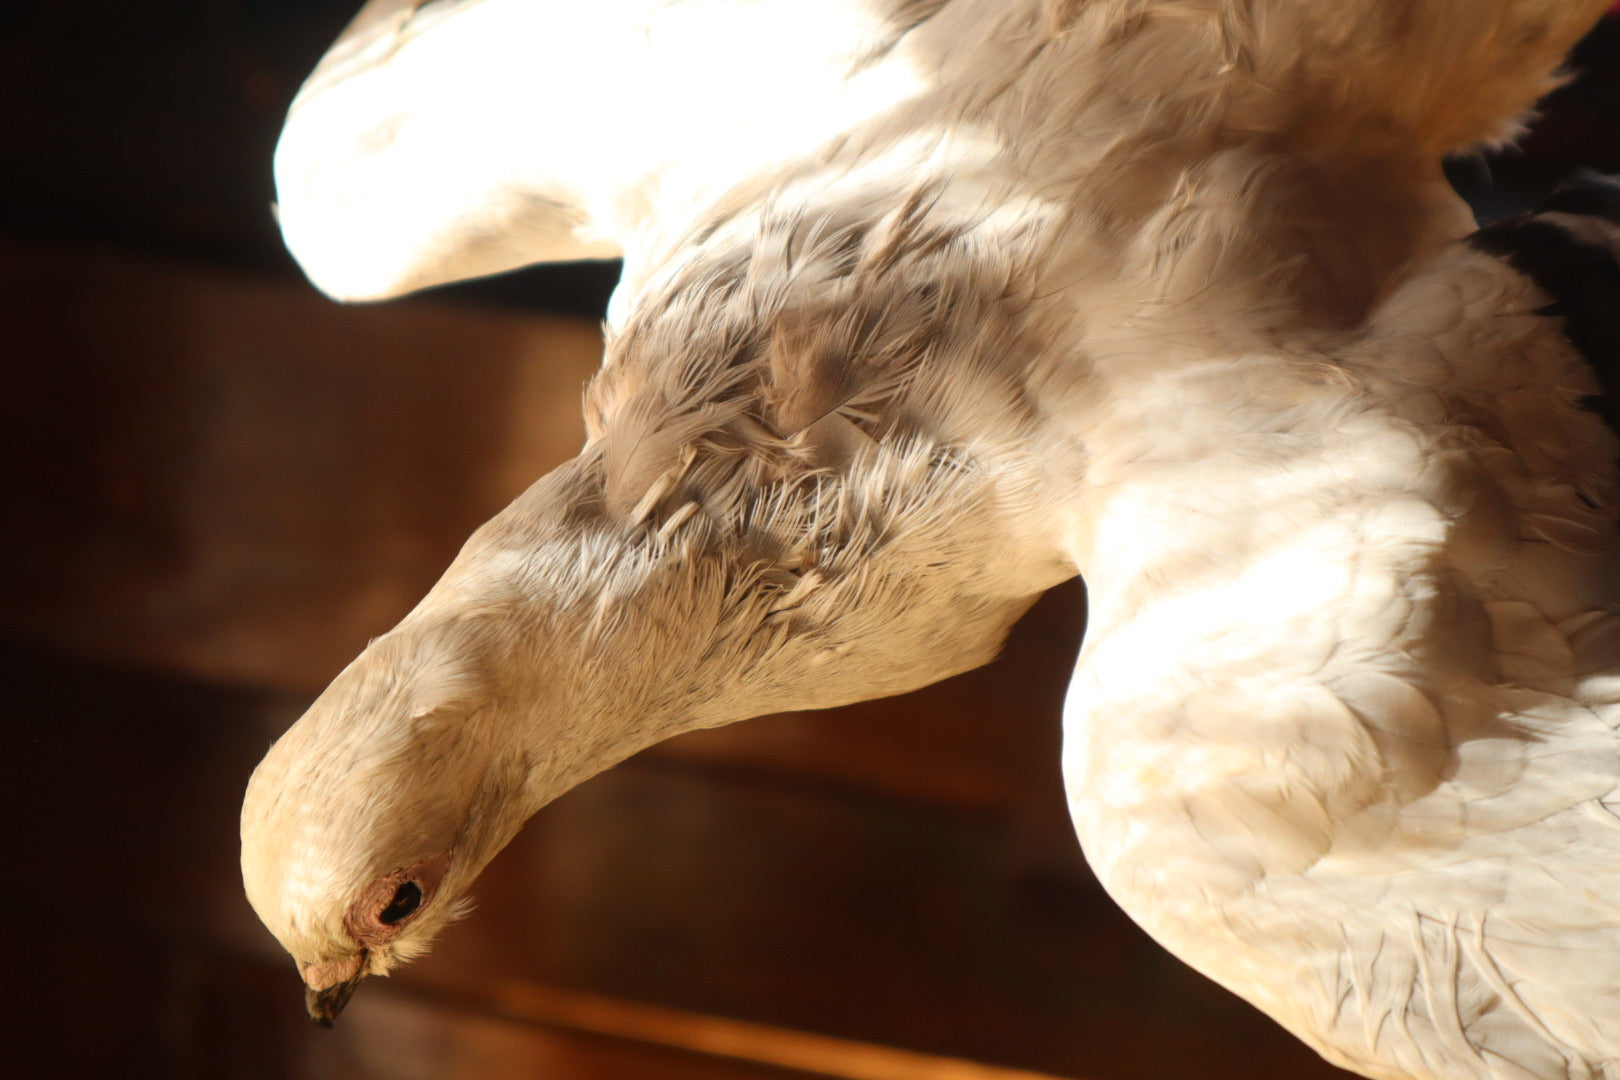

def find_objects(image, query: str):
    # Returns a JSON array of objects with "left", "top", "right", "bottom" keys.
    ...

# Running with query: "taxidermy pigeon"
[{"left": 243, "top": 2, "right": 1620, "bottom": 1077}]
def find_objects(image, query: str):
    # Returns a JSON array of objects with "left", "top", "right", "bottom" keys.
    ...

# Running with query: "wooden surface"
[{"left": 1, "top": 243, "right": 1353, "bottom": 1079}]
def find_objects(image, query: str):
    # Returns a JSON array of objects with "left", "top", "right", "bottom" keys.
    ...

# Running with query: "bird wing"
[
  {"left": 273, "top": 0, "right": 945, "bottom": 302},
  {"left": 273, "top": 0, "right": 633, "bottom": 301},
  {"left": 1063, "top": 178, "right": 1620, "bottom": 1080},
  {"left": 274, "top": 0, "right": 1609, "bottom": 304}
]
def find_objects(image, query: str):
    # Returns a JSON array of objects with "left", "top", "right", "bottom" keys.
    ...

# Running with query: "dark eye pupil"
[{"left": 379, "top": 881, "right": 422, "bottom": 924}]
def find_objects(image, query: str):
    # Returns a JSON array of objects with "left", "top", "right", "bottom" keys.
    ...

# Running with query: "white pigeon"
[{"left": 242, "top": 2, "right": 1620, "bottom": 1077}]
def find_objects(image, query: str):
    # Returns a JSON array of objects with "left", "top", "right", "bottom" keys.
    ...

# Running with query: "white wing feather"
[
  {"left": 275, "top": 0, "right": 631, "bottom": 300},
  {"left": 273, "top": 0, "right": 940, "bottom": 301}
]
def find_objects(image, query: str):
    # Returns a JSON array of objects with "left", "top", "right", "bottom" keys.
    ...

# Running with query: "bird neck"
[{"left": 412, "top": 438, "right": 1068, "bottom": 823}]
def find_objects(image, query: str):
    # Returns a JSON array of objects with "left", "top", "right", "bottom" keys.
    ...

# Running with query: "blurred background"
[{"left": 3, "top": 4, "right": 1617, "bottom": 1079}]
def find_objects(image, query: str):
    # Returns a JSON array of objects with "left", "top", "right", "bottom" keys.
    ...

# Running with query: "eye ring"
[{"left": 378, "top": 880, "right": 422, "bottom": 924}]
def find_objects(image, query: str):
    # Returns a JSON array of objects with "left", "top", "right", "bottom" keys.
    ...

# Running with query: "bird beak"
[{"left": 300, "top": 951, "right": 367, "bottom": 1027}]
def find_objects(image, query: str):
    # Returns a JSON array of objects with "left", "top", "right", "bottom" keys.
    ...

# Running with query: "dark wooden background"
[{"left": 3, "top": 4, "right": 1617, "bottom": 1079}]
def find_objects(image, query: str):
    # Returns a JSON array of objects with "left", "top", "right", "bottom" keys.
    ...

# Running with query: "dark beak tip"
[{"left": 304, "top": 977, "right": 362, "bottom": 1027}]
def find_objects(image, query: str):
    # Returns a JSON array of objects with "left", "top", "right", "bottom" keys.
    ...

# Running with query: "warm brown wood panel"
[{"left": 0, "top": 241, "right": 603, "bottom": 690}]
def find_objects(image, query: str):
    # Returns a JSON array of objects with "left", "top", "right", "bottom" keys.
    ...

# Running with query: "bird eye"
[{"left": 378, "top": 880, "right": 422, "bottom": 924}]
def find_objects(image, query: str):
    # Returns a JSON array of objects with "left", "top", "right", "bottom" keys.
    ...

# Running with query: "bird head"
[{"left": 240, "top": 615, "right": 535, "bottom": 1023}]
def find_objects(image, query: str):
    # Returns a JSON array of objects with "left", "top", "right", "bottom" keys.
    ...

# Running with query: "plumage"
[{"left": 243, "top": 1, "right": 1620, "bottom": 1075}]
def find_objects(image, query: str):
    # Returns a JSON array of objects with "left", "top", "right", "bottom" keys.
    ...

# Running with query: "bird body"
[{"left": 244, "top": 1, "right": 1620, "bottom": 1075}]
